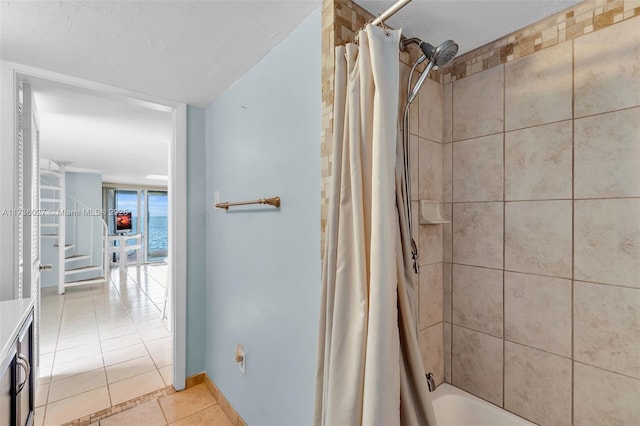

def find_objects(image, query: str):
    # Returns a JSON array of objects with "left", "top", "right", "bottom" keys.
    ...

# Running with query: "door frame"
[{"left": 0, "top": 60, "right": 188, "bottom": 390}]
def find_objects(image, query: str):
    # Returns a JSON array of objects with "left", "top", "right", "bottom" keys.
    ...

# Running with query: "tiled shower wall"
[
  {"left": 442, "top": 8, "right": 640, "bottom": 426},
  {"left": 321, "top": 0, "right": 445, "bottom": 386}
]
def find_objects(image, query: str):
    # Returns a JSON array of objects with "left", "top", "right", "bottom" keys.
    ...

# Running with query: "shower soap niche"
[{"left": 419, "top": 200, "right": 450, "bottom": 225}]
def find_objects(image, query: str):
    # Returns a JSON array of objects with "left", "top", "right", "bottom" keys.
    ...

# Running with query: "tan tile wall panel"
[{"left": 445, "top": 5, "right": 640, "bottom": 424}]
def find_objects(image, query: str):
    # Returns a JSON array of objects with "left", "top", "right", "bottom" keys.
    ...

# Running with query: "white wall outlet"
[{"left": 235, "top": 344, "right": 246, "bottom": 375}]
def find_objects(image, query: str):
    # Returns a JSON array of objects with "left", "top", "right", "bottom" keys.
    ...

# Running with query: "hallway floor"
[{"left": 36, "top": 264, "right": 173, "bottom": 426}]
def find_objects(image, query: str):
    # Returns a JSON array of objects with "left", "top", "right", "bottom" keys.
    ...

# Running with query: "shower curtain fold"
[{"left": 314, "top": 24, "right": 436, "bottom": 426}]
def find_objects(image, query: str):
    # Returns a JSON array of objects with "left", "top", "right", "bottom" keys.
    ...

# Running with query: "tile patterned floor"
[{"left": 36, "top": 264, "right": 173, "bottom": 426}]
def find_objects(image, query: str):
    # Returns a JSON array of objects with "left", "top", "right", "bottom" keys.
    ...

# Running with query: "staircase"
[{"left": 40, "top": 161, "right": 109, "bottom": 294}]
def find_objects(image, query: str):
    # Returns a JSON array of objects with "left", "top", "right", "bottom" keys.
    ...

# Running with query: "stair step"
[
  {"left": 42, "top": 234, "right": 59, "bottom": 238},
  {"left": 41, "top": 198, "right": 60, "bottom": 203},
  {"left": 41, "top": 185, "right": 61, "bottom": 191},
  {"left": 65, "top": 254, "right": 91, "bottom": 263},
  {"left": 53, "top": 243, "right": 74, "bottom": 251},
  {"left": 64, "top": 277, "right": 106, "bottom": 287},
  {"left": 65, "top": 265, "right": 102, "bottom": 275},
  {"left": 40, "top": 223, "right": 59, "bottom": 227}
]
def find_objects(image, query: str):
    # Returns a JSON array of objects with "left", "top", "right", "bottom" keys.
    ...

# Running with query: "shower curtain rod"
[{"left": 370, "top": 0, "right": 413, "bottom": 27}]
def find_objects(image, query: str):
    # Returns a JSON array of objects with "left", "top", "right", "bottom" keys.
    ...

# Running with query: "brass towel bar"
[{"left": 215, "top": 196, "right": 281, "bottom": 210}]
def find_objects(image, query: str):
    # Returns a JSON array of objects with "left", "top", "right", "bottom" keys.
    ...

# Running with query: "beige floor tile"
[
  {"left": 102, "top": 343, "right": 149, "bottom": 366},
  {"left": 48, "top": 368, "right": 107, "bottom": 403},
  {"left": 145, "top": 336, "right": 173, "bottom": 353},
  {"left": 34, "top": 406, "right": 45, "bottom": 426},
  {"left": 44, "top": 386, "right": 110, "bottom": 426},
  {"left": 53, "top": 342, "right": 102, "bottom": 364},
  {"left": 56, "top": 331, "right": 100, "bottom": 351},
  {"left": 100, "top": 332, "right": 143, "bottom": 352},
  {"left": 106, "top": 355, "right": 156, "bottom": 384},
  {"left": 51, "top": 354, "right": 104, "bottom": 382},
  {"left": 101, "top": 400, "right": 167, "bottom": 426},
  {"left": 35, "top": 382, "right": 49, "bottom": 408},
  {"left": 150, "top": 348, "right": 173, "bottom": 368},
  {"left": 109, "top": 369, "right": 166, "bottom": 405},
  {"left": 159, "top": 365, "right": 173, "bottom": 386},
  {"left": 159, "top": 384, "right": 217, "bottom": 423},
  {"left": 169, "top": 404, "right": 233, "bottom": 426}
]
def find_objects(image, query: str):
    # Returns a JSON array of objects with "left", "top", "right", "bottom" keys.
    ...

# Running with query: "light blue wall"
[
  {"left": 186, "top": 105, "right": 206, "bottom": 376},
  {"left": 204, "top": 8, "right": 321, "bottom": 425}
]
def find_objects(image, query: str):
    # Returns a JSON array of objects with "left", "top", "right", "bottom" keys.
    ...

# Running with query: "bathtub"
[{"left": 432, "top": 384, "right": 535, "bottom": 426}]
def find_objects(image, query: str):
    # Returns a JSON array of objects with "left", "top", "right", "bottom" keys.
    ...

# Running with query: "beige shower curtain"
[{"left": 314, "top": 24, "right": 437, "bottom": 426}]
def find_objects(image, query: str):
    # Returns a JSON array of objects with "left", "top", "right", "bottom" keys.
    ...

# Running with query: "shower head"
[
  {"left": 407, "top": 39, "right": 459, "bottom": 104},
  {"left": 419, "top": 40, "right": 459, "bottom": 67}
]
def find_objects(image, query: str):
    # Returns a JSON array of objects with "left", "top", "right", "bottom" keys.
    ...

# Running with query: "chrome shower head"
[
  {"left": 407, "top": 39, "right": 459, "bottom": 104},
  {"left": 419, "top": 40, "right": 459, "bottom": 67}
]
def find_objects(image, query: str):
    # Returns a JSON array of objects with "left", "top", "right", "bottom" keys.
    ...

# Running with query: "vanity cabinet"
[{"left": 0, "top": 301, "right": 34, "bottom": 426}]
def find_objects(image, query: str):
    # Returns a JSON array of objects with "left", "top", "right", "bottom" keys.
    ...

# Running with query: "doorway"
[{"left": 0, "top": 62, "right": 187, "bottom": 424}]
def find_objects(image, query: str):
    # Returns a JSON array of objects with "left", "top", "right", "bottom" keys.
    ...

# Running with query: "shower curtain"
[{"left": 314, "top": 24, "right": 437, "bottom": 426}]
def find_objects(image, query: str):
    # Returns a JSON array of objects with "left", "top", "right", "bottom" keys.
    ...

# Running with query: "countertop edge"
[{"left": 0, "top": 298, "right": 34, "bottom": 363}]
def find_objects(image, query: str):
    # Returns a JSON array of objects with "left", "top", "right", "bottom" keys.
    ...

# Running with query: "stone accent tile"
[
  {"left": 419, "top": 263, "right": 443, "bottom": 329},
  {"left": 505, "top": 200, "right": 572, "bottom": 278},
  {"left": 452, "top": 65, "right": 504, "bottom": 141},
  {"left": 505, "top": 120, "right": 572, "bottom": 201},
  {"left": 574, "top": 199, "right": 640, "bottom": 288},
  {"left": 419, "top": 322, "right": 444, "bottom": 386},
  {"left": 574, "top": 362, "right": 640, "bottom": 426},
  {"left": 574, "top": 281, "right": 640, "bottom": 378},
  {"left": 504, "top": 342, "right": 572, "bottom": 426},
  {"left": 452, "top": 264, "right": 503, "bottom": 338},
  {"left": 574, "top": 108, "right": 640, "bottom": 199},
  {"left": 418, "top": 78, "right": 443, "bottom": 143},
  {"left": 452, "top": 325, "right": 504, "bottom": 406},
  {"left": 419, "top": 138, "right": 443, "bottom": 201},
  {"left": 452, "top": 202, "right": 504, "bottom": 269},
  {"left": 505, "top": 43, "right": 573, "bottom": 130},
  {"left": 505, "top": 272, "right": 572, "bottom": 357},
  {"left": 453, "top": 134, "right": 503, "bottom": 202},
  {"left": 574, "top": 17, "right": 640, "bottom": 117}
]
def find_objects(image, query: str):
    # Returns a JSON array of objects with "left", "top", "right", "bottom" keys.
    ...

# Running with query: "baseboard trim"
[
  {"left": 185, "top": 372, "right": 205, "bottom": 388},
  {"left": 203, "top": 373, "right": 248, "bottom": 426}
]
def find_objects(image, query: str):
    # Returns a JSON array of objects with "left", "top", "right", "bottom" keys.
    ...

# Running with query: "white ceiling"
[
  {"left": 357, "top": 0, "right": 582, "bottom": 56},
  {"left": 29, "top": 77, "right": 173, "bottom": 187},
  {"left": 1, "top": 0, "right": 321, "bottom": 107}
]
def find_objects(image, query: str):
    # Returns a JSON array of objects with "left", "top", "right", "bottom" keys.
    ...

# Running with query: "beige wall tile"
[
  {"left": 505, "top": 43, "right": 572, "bottom": 130},
  {"left": 574, "top": 17, "right": 640, "bottom": 117},
  {"left": 410, "top": 133, "right": 419, "bottom": 201},
  {"left": 443, "top": 143, "right": 452, "bottom": 202},
  {"left": 419, "top": 263, "right": 443, "bottom": 329},
  {"left": 505, "top": 120, "right": 572, "bottom": 200},
  {"left": 452, "top": 265, "right": 503, "bottom": 337},
  {"left": 574, "top": 108, "right": 640, "bottom": 198},
  {"left": 419, "top": 138, "right": 443, "bottom": 201},
  {"left": 442, "top": 203, "right": 452, "bottom": 263},
  {"left": 443, "top": 262, "right": 452, "bottom": 322},
  {"left": 453, "top": 134, "right": 504, "bottom": 202},
  {"left": 574, "top": 362, "right": 640, "bottom": 426},
  {"left": 419, "top": 78, "right": 443, "bottom": 143},
  {"left": 419, "top": 222, "right": 443, "bottom": 266},
  {"left": 452, "top": 65, "right": 504, "bottom": 141},
  {"left": 504, "top": 342, "right": 572, "bottom": 426},
  {"left": 452, "top": 325, "right": 504, "bottom": 406},
  {"left": 505, "top": 272, "right": 572, "bottom": 357},
  {"left": 505, "top": 200, "right": 572, "bottom": 278},
  {"left": 419, "top": 322, "right": 444, "bottom": 386},
  {"left": 443, "top": 83, "right": 452, "bottom": 143},
  {"left": 443, "top": 322, "right": 451, "bottom": 383},
  {"left": 574, "top": 199, "right": 640, "bottom": 288},
  {"left": 453, "top": 202, "right": 504, "bottom": 269},
  {"left": 574, "top": 281, "right": 640, "bottom": 378}
]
